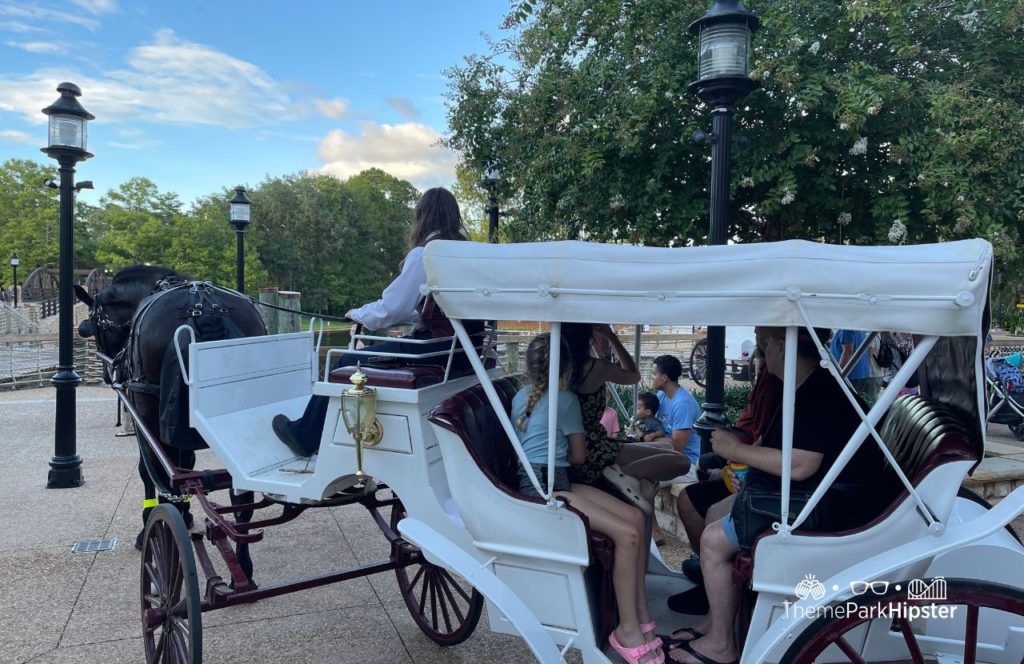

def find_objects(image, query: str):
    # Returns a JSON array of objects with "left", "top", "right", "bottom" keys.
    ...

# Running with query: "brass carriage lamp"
[{"left": 341, "top": 364, "right": 383, "bottom": 486}]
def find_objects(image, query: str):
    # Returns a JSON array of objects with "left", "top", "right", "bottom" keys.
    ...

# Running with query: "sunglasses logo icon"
[{"left": 850, "top": 580, "right": 890, "bottom": 596}]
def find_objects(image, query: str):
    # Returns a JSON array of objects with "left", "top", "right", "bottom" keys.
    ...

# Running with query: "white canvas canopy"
[{"left": 423, "top": 239, "right": 992, "bottom": 336}]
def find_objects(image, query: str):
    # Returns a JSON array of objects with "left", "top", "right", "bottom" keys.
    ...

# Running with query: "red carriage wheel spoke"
[
  {"left": 169, "top": 628, "right": 188, "bottom": 664},
  {"left": 407, "top": 564, "right": 426, "bottom": 595},
  {"left": 153, "top": 631, "right": 167, "bottom": 661},
  {"left": 417, "top": 566, "right": 431, "bottom": 614},
  {"left": 964, "top": 604, "right": 979, "bottom": 664},
  {"left": 434, "top": 573, "right": 454, "bottom": 633},
  {"left": 441, "top": 569, "right": 472, "bottom": 604},
  {"left": 429, "top": 570, "right": 440, "bottom": 631},
  {"left": 437, "top": 572, "right": 467, "bottom": 623},
  {"left": 896, "top": 617, "right": 926, "bottom": 664},
  {"left": 833, "top": 636, "right": 866, "bottom": 664}
]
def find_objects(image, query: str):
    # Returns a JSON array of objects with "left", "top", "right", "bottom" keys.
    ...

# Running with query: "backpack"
[{"left": 875, "top": 340, "right": 901, "bottom": 369}]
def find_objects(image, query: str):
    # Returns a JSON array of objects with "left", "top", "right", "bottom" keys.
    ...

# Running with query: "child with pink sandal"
[{"left": 512, "top": 333, "right": 665, "bottom": 664}]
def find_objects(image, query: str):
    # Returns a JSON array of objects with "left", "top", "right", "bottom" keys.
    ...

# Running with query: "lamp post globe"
[
  {"left": 688, "top": 0, "right": 759, "bottom": 454},
  {"left": 41, "top": 82, "right": 94, "bottom": 489},
  {"left": 229, "top": 186, "right": 251, "bottom": 293},
  {"left": 482, "top": 168, "right": 501, "bottom": 244},
  {"left": 9, "top": 252, "right": 18, "bottom": 308}
]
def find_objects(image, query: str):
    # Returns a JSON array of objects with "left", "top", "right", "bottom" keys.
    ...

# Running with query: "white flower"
[
  {"left": 917, "top": 173, "right": 926, "bottom": 182},
  {"left": 954, "top": 216, "right": 972, "bottom": 233},
  {"left": 740, "top": 177, "right": 754, "bottom": 188},
  {"left": 957, "top": 10, "right": 980, "bottom": 33},
  {"left": 789, "top": 36, "right": 805, "bottom": 48},
  {"left": 837, "top": 212, "right": 852, "bottom": 226},
  {"left": 887, "top": 219, "right": 907, "bottom": 244},
  {"left": 781, "top": 188, "right": 795, "bottom": 206},
  {"left": 614, "top": 31, "right": 626, "bottom": 40},
  {"left": 808, "top": 41, "right": 820, "bottom": 55},
  {"left": 549, "top": 6, "right": 562, "bottom": 18},
  {"left": 839, "top": 122, "right": 849, "bottom": 130},
  {"left": 867, "top": 105, "right": 879, "bottom": 116},
  {"left": 609, "top": 194, "right": 626, "bottom": 210},
  {"left": 850, "top": 137, "right": 868, "bottom": 155}
]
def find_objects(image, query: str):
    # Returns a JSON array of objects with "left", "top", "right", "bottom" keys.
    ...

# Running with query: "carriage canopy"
[{"left": 423, "top": 239, "right": 992, "bottom": 337}]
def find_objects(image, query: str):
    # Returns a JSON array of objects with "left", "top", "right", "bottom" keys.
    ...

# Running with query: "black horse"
[{"left": 75, "top": 266, "right": 266, "bottom": 574}]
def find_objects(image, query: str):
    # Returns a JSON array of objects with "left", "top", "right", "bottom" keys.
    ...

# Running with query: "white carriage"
[{"left": 178, "top": 238, "right": 1024, "bottom": 663}]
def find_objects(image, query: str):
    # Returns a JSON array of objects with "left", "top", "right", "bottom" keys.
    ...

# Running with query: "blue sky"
[{"left": 0, "top": 0, "right": 508, "bottom": 206}]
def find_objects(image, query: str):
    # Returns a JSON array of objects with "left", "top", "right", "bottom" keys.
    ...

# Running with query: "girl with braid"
[{"left": 511, "top": 333, "right": 665, "bottom": 664}]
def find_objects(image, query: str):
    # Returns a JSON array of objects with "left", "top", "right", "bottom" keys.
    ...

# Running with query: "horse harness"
[{"left": 118, "top": 279, "right": 256, "bottom": 400}]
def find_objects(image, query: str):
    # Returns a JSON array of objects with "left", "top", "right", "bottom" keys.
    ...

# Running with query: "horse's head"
[
  {"left": 75, "top": 283, "right": 135, "bottom": 359},
  {"left": 75, "top": 264, "right": 186, "bottom": 360}
]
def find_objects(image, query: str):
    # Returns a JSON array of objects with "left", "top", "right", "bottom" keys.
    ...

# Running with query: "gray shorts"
[{"left": 517, "top": 463, "right": 571, "bottom": 497}]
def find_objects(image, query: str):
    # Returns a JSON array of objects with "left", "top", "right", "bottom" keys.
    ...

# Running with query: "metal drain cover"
[{"left": 71, "top": 538, "right": 116, "bottom": 554}]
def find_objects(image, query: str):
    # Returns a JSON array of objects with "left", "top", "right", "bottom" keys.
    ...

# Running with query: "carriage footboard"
[{"left": 187, "top": 332, "right": 319, "bottom": 486}]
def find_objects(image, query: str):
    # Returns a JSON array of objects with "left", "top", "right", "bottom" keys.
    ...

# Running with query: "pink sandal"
[
  {"left": 641, "top": 622, "right": 664, "bottom": 650},
  {"left": 610, "top": 631, "right": 666, "bottom": 664}
]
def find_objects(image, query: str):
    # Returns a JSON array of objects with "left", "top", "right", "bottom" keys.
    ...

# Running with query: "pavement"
[{"left": 0, "top": 385, "right": 700, "bottom": 664}]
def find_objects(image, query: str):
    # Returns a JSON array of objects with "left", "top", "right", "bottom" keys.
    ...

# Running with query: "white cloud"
[
  {"left": 0, "top": 4, "right": 100, "bottom": 30},
  {"left": 0, "top": 21, "right": 47, "bottom": 33},
  {"left": 385, "top": 96, "right": 421, "bottom": 121},
  {"left": 5, "top": 40, "right": 65, "bottom": 54},
  {"left": 314, "top": 97, "right": 348, "bottom": 119},
  {"left": 0, "top": 29, "right": 302, "bottom": 128},
  {"left": 316, "top": 122, "right": 458, "bottom": 191},
  {"left": 0, "top": 129, "right": 33, "bottom": 143},
  {"left": 71, "top": 0, "right": 118, "bottom": 14}
]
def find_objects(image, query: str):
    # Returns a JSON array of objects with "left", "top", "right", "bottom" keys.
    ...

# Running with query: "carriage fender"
[
  {"left": 397, "top": 517, "right": 565, "bottom": 664},
  {"left": 743, "top": 485, "right": 1024, "bottom": 664}
]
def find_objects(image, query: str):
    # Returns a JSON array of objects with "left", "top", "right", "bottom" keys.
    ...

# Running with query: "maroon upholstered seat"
[
  {"left": 732, "top": 395, "right": 980, "bottom": 645},
  {"left": 328, "top": 364, "right": 445, "bottom": 389},
  {"left": 429, "top": 377, "right": 617, "bottom": 646}
]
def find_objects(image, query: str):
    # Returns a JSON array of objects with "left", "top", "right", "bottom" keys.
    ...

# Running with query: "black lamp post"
[
  {"left": 10, "top": 252, "right": 18, "bottom": 308},
  {"left": 228, "top": 186, "right": 251, "bottom": 293},
  {"left": 482, "top": 168, "right": 501, "bottom": 244},
  {"left": 41, "top": 82, "right": 94, "bottom": 489},
  {"left": 688, "top": 0, "right": 759, "bottom": 454}
]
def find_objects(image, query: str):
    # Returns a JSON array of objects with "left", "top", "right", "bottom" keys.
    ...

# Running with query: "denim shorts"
[
  {"left": 721, "top": 514, "right": 741, "bottom": 550},
  {"left": 517, "top": 463, "right": 571, "bottom": 497}
]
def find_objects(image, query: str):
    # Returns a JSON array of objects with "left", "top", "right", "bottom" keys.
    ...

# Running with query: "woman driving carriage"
[
  {"left": 666, "top": 326, "right": 893, "bottom": 664},
  {"left": 272, "top": 187, "right": 472, "bottom": 457}
]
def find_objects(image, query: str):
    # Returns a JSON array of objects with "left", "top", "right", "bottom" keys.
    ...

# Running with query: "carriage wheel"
[
  {"left": 391, "top": 501, "right": 484, "bottom": 646},
  {"left": 689, "top": 338, "right": 708, "bottom": 388},
  {"left": 780, "top": 578, "right": 1024, "bottom": 664},
  {"left": 141, "top": 505, "right": 202, "bottom": 664}
]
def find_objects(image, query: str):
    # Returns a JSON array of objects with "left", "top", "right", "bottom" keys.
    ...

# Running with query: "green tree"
[
  {"left": 445, "top": 0, "right": 1024, "bottom": 275},
  {"left": 0, "top": 159, "right": 59, "bottom": 276},
  {"left": 91, "top": 177, "right": 183, "bottom": 267},
  {"left": 248, "top": 170, "right": 416, "bottom": 315}
]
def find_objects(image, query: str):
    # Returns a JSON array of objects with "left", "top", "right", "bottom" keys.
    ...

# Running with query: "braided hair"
[{"left": 516, "top": 333, "right": 571, "bottom": 431}]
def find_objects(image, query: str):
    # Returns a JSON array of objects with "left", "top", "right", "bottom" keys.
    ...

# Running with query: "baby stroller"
[{"left": 986, "top": 354, "right": 1024, "bottom": 440}]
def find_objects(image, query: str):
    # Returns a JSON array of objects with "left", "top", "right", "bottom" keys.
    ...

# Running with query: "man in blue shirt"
[
  {"left": 650, "top": 354, "right": 702, "bottom": 466},
  {"left": 830, "top": 329, "right": 879, "bottom": 401}
]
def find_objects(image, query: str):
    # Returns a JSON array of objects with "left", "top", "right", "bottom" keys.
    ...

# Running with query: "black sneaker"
[
  {"left": 667, "top": 584, "right": 710, "bottom": 615},
  {"left": 272, "top": 414, "right": 308, "bottom": 457},
  {"left": 682, "top": 553, "right": 703, "bottom": 584}
]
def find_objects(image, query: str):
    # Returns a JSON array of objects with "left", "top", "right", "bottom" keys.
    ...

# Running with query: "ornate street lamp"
[
  {"left": 41, "top": 82, "right": 94, "bottom": 488},
  {"left": 482, "top": 168, "right": 501, "bottom": 244},
  {"left": 688, "top": 1, "right": 759, "bottom": 454},
  {"left": 228, "top": 186, "right": 251, "bottom": 293},
  {"left": 10, "top": 252, "right": 19, "bottom": 308}
]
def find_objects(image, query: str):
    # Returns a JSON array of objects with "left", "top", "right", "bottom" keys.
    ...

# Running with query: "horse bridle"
[{"left": 91, "top": 300, "right": 132, "bottom": 332}]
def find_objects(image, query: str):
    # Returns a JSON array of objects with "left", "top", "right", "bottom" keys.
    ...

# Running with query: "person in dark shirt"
[{"left": 665, "top": 326, "right": 888, "bottom": 664}]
